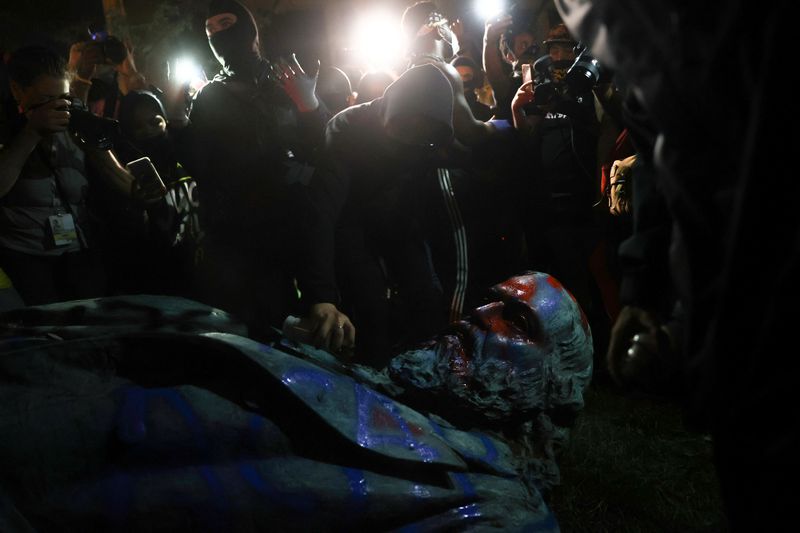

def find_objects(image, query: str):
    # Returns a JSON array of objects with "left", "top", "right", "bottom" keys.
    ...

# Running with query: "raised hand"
[{"left": 271, "top": 53, "right": 320, "bottom": 113}]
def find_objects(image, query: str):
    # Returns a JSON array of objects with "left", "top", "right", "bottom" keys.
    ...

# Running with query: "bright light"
[
  {"left": 350, "top": 10, "right": 406, "bottom": 71},
  {"left": 475, "top": 0, "right": 506, "bottom": 21},
  {"left": 171, "top": 57, "right": 202, "bottom": 85}
]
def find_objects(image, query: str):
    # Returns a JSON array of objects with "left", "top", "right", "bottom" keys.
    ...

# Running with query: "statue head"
[{"left": 388, "top": 272, "right": 593, "bottom": 426}]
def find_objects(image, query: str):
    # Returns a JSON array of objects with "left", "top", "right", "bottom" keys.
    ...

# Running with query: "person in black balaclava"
[
  {"left": 171, "top": 0, "right": 355, "bottom": 350},
  {"left": 205, "top": 0, "right": 261, "bottom": 80},
  {"left": 450, "top": 55, "right": 493, "bottom": 121},
  {"left": 306, "top": 64, "right": 455, "bottom": 366}
]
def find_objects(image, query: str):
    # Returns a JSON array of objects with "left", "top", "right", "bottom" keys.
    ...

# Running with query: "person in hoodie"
[
  {"left": 309, "top": 63, "right": 456, "bottom": 367},
  {"left": 90, "top": 90, "right": 199, "bottom": 296},
  {"left": 172, "top": 0, "right": 354, "bottom": 347}
]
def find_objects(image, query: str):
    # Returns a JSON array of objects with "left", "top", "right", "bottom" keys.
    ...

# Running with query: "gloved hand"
[{"left": 272, "top": 53, "right": 320, "bottom": 113}]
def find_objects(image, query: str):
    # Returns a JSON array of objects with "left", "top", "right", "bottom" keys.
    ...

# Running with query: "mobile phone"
[
  {"left": 125, "top": 156, "right": 167, "bottom": 197},
  {"left": 521, "top": 63, "right": 533, "bottom": 85}
]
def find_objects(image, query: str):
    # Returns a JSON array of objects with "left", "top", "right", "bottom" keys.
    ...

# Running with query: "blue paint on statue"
[{"left": 354, "top": 382, "right": 438, "bottom": 462}]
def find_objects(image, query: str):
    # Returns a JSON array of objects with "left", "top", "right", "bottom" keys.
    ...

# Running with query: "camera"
[
  {"left": 61, "top": 97, "right": 121, "bottom": 150},
  {"left": 565, "top": 44, "right": 606, "bottom": 95},
  {"left": 529, "top": 44, "right": 607, "bottom": 106},
  {"left": 531, "top": 55, "right": 569, "bottom": 105}
]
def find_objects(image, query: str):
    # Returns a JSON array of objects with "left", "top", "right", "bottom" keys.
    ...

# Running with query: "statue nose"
[{"left": 472, "top": 301, "right": 504, "bottom": 330}]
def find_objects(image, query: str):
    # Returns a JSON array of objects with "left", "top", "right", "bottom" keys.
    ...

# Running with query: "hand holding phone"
[
  {"left": 125, "top": 156, "right": 167, "bottom": 201},
  {"left": 521, "top": 63, "right": 533, "bottom": 85}
]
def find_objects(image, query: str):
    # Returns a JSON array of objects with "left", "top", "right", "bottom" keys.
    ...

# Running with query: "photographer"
[
  {"left": 510, "top": 24, "right": 601, "bottom": 316},
  {"left": 0, "top": 45, "right": 156, "bottom": 306}
]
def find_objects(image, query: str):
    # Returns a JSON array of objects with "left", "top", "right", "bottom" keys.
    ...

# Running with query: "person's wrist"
[{"left": 295, "top": 94, "right": 319, "bottom": 113}]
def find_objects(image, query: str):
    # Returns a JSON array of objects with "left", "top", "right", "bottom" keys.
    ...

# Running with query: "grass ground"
[{"left": 550, "top": 384, "right": 728, "bottom": 532}]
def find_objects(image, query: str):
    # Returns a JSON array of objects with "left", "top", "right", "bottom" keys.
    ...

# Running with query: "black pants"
[
  {"left": 0, "top": 247, "right": 108, "bottom": 306},
  {"left": 336, "top": 225, "right": 446, "bottom": 367},
  {"left": 193, "top": 238, "right": 298, "bottom": 341}
]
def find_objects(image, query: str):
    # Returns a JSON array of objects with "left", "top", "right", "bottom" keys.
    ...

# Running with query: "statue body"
[{"left": 0, "top": 273, "right": 591, "bottom": 531}]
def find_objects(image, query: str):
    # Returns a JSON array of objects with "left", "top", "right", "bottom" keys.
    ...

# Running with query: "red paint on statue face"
[{"left": 494, "top": 275, "right": 538, "bottom": 303}]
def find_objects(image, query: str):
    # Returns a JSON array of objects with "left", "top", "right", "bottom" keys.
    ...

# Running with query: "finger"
[
  {"left": 631, "top": 333, "right": 659, "bottom": 355},
  {"left": 342, "top": 320, "right": 356, "bottom": 348},
  {"left": 269, "top": 64, "right": 285, "bottom": 83},
  {"left": 277, "top": 58, "right": 294, "bottom": 78},
  {"left": 291, "top": 53, "right": 306, "bottom": 76},
  {"left": 53, "top": 112, "right": 71, "bottom": 125},
  {"left": 313, "top": 314, "right": 336, "bottom": 350},
  {"left": 330, "top": 321, "right": 345, "bottom": 352}
]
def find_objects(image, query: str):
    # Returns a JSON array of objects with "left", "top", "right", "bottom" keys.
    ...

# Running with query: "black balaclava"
[
  {"left": 207, "top": 0, "right": 261, "bottom": 79},
  {"left": 118, "top": 91, "right": 173, "bottom": 174},
  {"left": 450, "top": 56, "right": 484, "bottom": 92}
]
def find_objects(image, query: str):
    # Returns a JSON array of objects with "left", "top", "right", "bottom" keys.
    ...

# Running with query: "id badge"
[{"left": 48, "top": 213, "right": 78, "bottom": 246}]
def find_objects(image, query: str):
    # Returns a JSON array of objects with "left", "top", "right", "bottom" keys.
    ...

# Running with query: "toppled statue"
[{"left": 0, "top": 272, "right": 591, "bottom": 531}]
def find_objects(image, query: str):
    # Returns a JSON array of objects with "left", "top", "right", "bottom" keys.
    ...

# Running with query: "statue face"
[{"left": 389, "top": 272, "right": 593, "bottom": 422}]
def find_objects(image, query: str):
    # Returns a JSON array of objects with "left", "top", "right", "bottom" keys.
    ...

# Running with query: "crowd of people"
[
  {"left": 1, "top": 0, "right": 631, "bottom": 369},
  {"left": 1, "top": 0, "right": 793, "bottom": 527}
]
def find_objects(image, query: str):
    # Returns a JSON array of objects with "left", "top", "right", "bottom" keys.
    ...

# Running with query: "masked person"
[
  {"left": 172, "top": 0, "right": 354, "bottom": 348},
  {"left": 450, "top": 55, "right": 493, "bottom": 121}
]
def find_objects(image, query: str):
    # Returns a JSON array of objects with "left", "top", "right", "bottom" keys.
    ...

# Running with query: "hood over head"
[
  {"left": 207, "top": 0, "right": 261, "bottom": 78},
  {"left": 380, "top": 63, "right": 454, "bottom": 146}
]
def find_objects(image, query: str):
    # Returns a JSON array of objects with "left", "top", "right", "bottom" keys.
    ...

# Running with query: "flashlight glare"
[
  {"left": 351, "top": 10, "right": 405, "bottom": 70},
  {"left": 172, "top": 58, "right": 202, "bottom": 84},
  {"left": 475, "top": 0, "right": 505, "bottom": 21}
]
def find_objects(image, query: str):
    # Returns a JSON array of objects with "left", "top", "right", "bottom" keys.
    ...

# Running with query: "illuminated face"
[
  {"left": 11, "top": 74, "right": 69, "bottom": 113},
  {"left": 205, "top": 12, "right": 238, "bottom": 37},
  {"left": 388, "top": 272, "right": 593, "bottom": 422}
]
